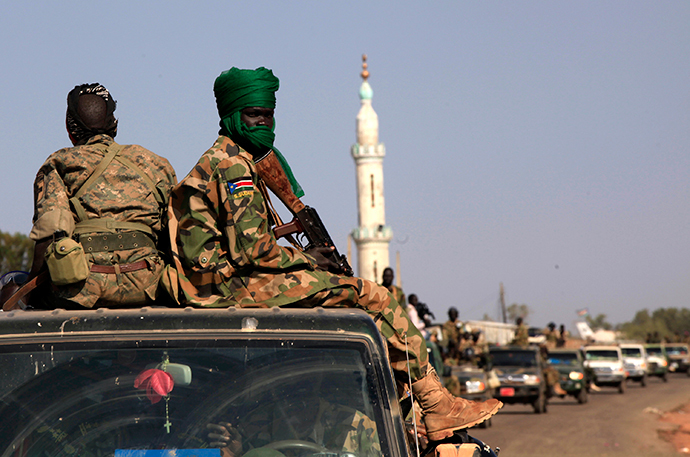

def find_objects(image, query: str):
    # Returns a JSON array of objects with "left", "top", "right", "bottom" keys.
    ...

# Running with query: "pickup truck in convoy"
[
  {"left": 583, "top": 345, "right": 626, "bottom": 394},
  {"left": 645, "top": 344, "right": 669, "bottom": 382},
  {"left": 664, "top": 343, "right": 690, "bottom": 374},
  {"left": 489, "top": 346, "right": 549, "bottom": 414},
  {"left": 620, "top": 343, "right": 648, "bottom": 387},
  {"left": 546, "top": 349, "right": 589, "bottom": 404},
  {"left": 0, "top": 307, "right": 498, "bottom": 457}
]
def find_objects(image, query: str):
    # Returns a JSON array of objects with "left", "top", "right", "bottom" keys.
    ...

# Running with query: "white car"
[
  {"left": 620, "top": 343, "right": 648, "bottom": 387},
  {"left": 583, "top": 345, "right": 627, "bottom": 394}
]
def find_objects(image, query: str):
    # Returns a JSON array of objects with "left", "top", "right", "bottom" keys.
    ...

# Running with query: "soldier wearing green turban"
[{"left": 166, "top": 67, "right": 502, "bottom": 446}]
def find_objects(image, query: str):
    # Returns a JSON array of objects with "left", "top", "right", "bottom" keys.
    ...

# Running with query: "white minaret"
[{"left": 351, "top": 55, "right": 392, "bottom": 282}]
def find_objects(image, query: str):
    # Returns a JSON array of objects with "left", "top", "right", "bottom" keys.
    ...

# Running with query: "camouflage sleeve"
[
  {"left": 340, "top": 410, "right": 382, "bottom": 457},
  {"left": 219, "top": 157, "right": 315, "bottom": 270},
  {"left": 30, "top": 154, "right": 75, "bottom": 241}
]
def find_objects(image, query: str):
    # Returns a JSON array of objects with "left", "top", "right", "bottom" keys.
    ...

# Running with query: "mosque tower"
[{"left": 350, "top": 55, "right": 392, "bottom": 282}]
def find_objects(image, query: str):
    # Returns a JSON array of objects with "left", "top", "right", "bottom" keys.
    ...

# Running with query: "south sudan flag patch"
[{"left": 227, "top": 178, "right": 254, "bottom": 199}]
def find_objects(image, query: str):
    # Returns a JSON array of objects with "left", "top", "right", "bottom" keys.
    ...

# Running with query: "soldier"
[
  {"left": 207, "top": 396, "right": 381, "bottom": 457},
  {"left": 25, "top": 83, "right": 176, "bottom": 309},
  {"left": 166, "top": 67, "right": 501, "bottom": 442},
  {"left": 381, "top": 267, "right": 405, "bottom": 307},
  {"left": 544, "top": 322, "right": 558, "bottom": 348},
  {"left": 540, "top": 344, "right": 567, "bottom": 396},
  {"left": 556, "top": 324, "right": 567, "bottom": 348},
  {"left": 512, "top": 317, "right": 529, "bottom": 347},
  {"left": 442, "top": 307, "right": 462, "bottom": 360}
]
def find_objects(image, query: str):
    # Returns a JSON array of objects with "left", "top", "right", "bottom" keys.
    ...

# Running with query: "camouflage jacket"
[
  {"left": 442, "top": 319, "right": 461, "bottom": 345},
  {"left": 237, "top": 398, "right": 381, "bottom": 457},
  {"left": 31, "top": 134, "right": 176, "bottom": 241},
  {"left": 512, "top": 323, "right": 529, "bottom": 347},
  {"left": 30, "top": 135, "right": 176, "bottom": 308},
  {"left": 167, "top": 136, "right": 335, "bottom": 307}
]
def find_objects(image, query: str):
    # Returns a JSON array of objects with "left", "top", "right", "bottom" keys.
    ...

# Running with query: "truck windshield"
[
  {"left": 666, "top": 346, "right": 689, "bottom": 356},
  {"left": 0, "top": 339, "right": 384, "bottom": 457},
  {"left": 647, "top": 347, "right": 663, "bottom": 356},
  {"left": 547, "top": 352, "right": 578, "bottom": 366},
  {"left": 490, "top": 351, "right": 537, "bottom": 368},
  {"left": 585, "top": 350, "right": 619, "bottom": 361},
  {"left": 622, "top": 348, "right": 642, "bottom": 357}
]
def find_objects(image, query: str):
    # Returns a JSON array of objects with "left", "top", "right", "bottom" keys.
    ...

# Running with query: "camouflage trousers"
[
  {"left": 279, "top": 276, "right": 429, "bottom": 382},
  {"left": 544, "top": 366, "right": 560, "bottom": 387}
]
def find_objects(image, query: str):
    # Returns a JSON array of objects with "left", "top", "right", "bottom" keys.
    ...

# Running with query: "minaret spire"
[{"left": 351, "top": 55, "right": 392, "bottom": 282}]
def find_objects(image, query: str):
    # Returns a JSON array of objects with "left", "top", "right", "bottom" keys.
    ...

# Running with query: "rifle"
[{"left": 255, "top": 150, "right": 353, "bottom": 277}]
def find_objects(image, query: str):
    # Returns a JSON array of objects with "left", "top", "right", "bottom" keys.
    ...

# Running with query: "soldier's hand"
[
  {"left": 207, "top": 422, "right": 242, "bottom": 456},
  {"left": 306, "top": 246, "right": 341, "bottom": 274}
]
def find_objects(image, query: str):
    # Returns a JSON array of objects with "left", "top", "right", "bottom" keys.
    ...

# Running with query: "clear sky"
[{"left": 1, "top": 1, "right": 688, "bottom": 330}]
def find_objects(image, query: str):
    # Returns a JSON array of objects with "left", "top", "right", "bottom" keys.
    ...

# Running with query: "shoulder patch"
[
  {"left": 225, "top": 143, "right": 240, "bottom": 157},
  {"left": 227, "top": 177, "right": 254, "bottom": 199}
]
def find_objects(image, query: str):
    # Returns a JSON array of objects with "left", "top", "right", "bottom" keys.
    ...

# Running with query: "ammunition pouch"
[{"left": 45, "top": 237, "right": 89, "bottom": 285}]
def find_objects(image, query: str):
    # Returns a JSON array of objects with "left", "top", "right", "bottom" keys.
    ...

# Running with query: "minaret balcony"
[
  {"left": 351, "top": 143, "right": 386, "bottom": 159},
  {"left": 351, "top": 225, "right": 393, "bottom": 242}
]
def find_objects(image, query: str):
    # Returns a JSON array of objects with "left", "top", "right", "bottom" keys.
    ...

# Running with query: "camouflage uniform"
[
  {"left": 236, "top": 398, "right": 380, "bottom": 457},
  {"left": 31, "top": 134, "right": 176, "bottom": 308},
  {"left": 544, "top": 328, "right": 558, "bottom": 348},
  {"left": 167, "top": 136, "right": 428, "bottom": 380},
  {"left": 512, "top": 323, "right": 529, "bottom": 347},
  {"left": 442, "top": 319, "right": 461, "bottom": 349}
]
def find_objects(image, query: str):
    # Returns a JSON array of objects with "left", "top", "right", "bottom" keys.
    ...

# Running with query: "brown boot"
[
  {"left": 411, "top": 366, "right": 503, "bottom": 441},
  {"left": 553, "top": 382, "right": 567, "bottom": 396}
]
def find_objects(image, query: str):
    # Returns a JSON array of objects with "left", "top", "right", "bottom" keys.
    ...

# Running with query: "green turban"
[{"left": 214, "top": 67, "right": 303, "bottom": 198}]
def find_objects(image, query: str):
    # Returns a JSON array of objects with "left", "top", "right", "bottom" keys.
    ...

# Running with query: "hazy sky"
[{"left": 1, "top": 1, "right": 688, "bottom": 330}]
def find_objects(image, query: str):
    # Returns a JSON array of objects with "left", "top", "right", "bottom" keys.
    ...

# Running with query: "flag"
[{"left": 576, "top": 308, "right": 589, "bottom": 317}]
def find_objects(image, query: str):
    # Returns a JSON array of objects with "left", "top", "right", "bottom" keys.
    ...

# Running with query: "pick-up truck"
[
  {"left": 0, "top": 307, "right": 498, "bottom": 457},
  {"left": 489, "top": 346, "right": 549, "bottom": 414}
]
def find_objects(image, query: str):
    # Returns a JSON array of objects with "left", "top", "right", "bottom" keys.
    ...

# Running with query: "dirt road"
[{"left": 471, "top": 371, "right": 690, "bottom": 456}]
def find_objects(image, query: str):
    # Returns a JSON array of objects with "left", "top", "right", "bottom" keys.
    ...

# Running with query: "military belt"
[
  {"left": 79, "top": 231, "right": 156, "bottom": 253},
  {"left": 91, "top": 260, "right": 149, "bottom": 274}
]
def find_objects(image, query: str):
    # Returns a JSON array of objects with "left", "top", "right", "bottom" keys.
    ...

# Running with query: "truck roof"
[{"left": 0, "top": 306, "right": 382, "bottom": 341}]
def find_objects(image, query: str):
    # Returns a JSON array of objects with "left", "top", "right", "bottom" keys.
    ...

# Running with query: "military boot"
[
  {"left": 411, "top": 366, "right": 502, "bottom": 441},
  {"left": 553, "top": 382, "right": 567, "bottom": 396}
]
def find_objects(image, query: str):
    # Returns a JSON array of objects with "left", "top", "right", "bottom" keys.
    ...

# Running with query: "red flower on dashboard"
[{"left": 134, "top": 369, "right": 174, "bottom": 404}]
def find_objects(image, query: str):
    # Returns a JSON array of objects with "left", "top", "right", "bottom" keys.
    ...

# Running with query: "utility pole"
[{"left": 500, "top": 282, "right": 507, "bottom": 324}]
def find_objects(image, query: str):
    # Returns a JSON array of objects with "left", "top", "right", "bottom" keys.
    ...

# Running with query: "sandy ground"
[{"left": 658, "top": 402, "right": 690, "bottom": 454}]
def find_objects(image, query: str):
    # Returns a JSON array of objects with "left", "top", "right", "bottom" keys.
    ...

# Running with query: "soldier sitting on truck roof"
[
  {"left": 21, "top": 83, "right": 176, "bottom": 309},
  {"left": 165, "top": 66, "right": 502, "bottom": 443}
]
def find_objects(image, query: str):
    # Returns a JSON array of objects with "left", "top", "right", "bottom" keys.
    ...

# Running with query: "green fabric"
[{"left": 214, "top": 67, "right": 304, "bottom": 198}]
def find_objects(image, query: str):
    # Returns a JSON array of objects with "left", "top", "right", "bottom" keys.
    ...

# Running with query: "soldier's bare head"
[
  {"left": 76, "top": 94, "right": 108, "bottom": 129},
  {"left": 66, "top": 83, "right": 118, "bottom": 145}
]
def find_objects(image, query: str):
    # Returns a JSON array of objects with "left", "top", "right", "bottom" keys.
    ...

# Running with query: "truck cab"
[
  {"left": 583, "top": 345, "right": 626, "bottom": 394},
  {"left": 0, "top": 307, "right": 496, "bottom": 457},
  {"left": 0, "top": 308, "right": 408, "bottom": 457}
]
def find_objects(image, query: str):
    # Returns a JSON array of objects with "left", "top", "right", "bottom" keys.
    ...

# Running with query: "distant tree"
[
  {"left": 585, "top": 313, "right": 612, "bottom": 331},
  {"left": 0, "top": 230, "right": 33, "bottom": 273},
  {"left": 481, "top": 313, "right": 494, "bottom": 322},
  {"left": 506, "top": 303, "right": 531, "bottom": 323}
]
